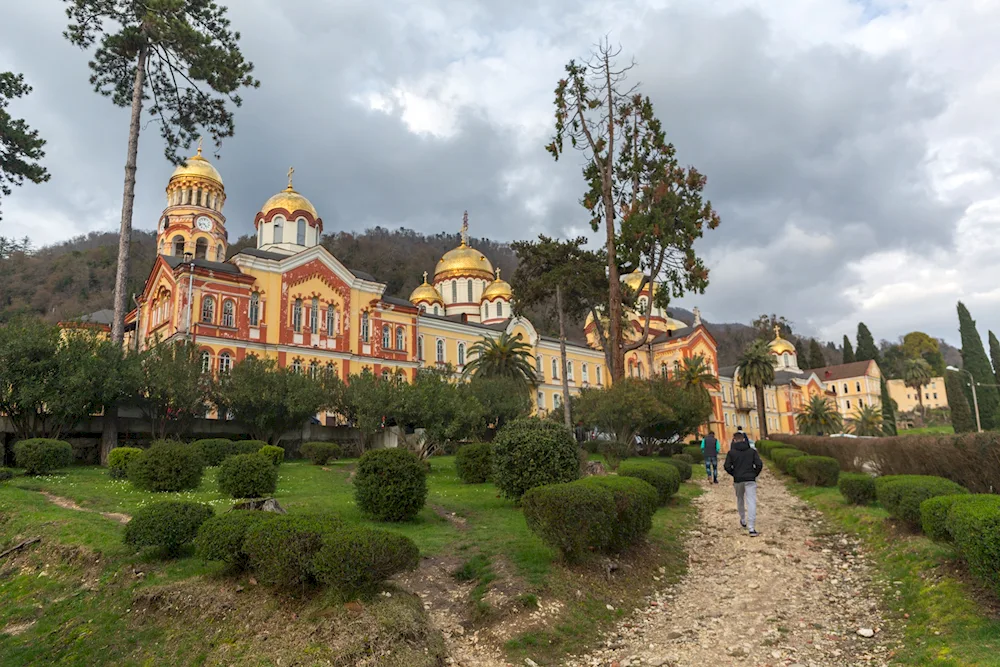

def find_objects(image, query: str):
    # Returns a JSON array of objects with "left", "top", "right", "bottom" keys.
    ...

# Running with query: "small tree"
[
  {"left": 796, "top": 395, "right": 843, "bottom": 435},
  {"left": 842, "top": 335, "right": 855, "bottom": 364},
  {"left": 575, "top": 380, "right": 659, "bottom": 465},
  {"left": 135, "top": 340, "right": 209, "bottom": 440},
  {"left": 468, "top": 376, "right": 532, "bottom": 439},
  {"left": 0, "top": 72, "right": 50, "bottom": 221},
  {"left": 463, "top": 332, "right": 537, "bottom": 391},
  {"left": 643, "top": 378, "right": 712, "bottom": 448},
  {"left": 945, "top": 369, "right": 975, "bottom": 433},
  {"left": 735, "top": 340, "right": 776, "bottom": 439},
  {"left": 850, "top": 404, "right": 883, "bottom": 437},
  {"left": 393, "top": 367, "right": 465, "bottom": 458},
  {"left": 957, "top": 302, "right": 1000, "bottom": 429},
  {"left": 880, "top": 379, "right": 898, "bottom": 435},
  {"left": 341, "top": 369, "right": 404, "bottom": 452},
  {"left": 903, "top": 358, "right": 934, "bottom": 419},
  {"left": 902, "top": 331, "right": 945, "bottom": 375}
]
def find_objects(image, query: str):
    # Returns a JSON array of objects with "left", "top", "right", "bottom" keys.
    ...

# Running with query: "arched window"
[
  {"left": 196, "top": 187, "right": 203, "bottom": 207},
  {"left": 292, "top": 299, "right": 303, "bottom": 332},
  {"left": 272, "top": 217, "right": 283, "bottom": 244},
  {"left": 535, "top": 355, "right": 541, "bottom": 372},
  {"left": 219, "top": 352, "right": 232, "bottom": 374},
  {"left": 395, "top": 326, "right": 405, "bottom": 350},
  {"left": 458, "top": 342, "right": 466, "bottom": 366},
  {"left": 326, "top": 305, "right": 335, "bottom": 334},
  {"left": 567, "top": 361, "right": 573, "bottom": 380},
  {"left": 173, "top": 235, "right": 185, "bottom": 256},
  {"left": 597, "top": 366, "right": 603, "bottom": 385},
  {"left": 417, "top": 336, "right": 424, "bottom": 360},
  {"left": 361, "top": 312, "right": 370, "bottom": 342},
  {"left": 292, "top": 358, "right": 302, "bottom": 374},
  {"left": 856, "top": 381, "right": 862, "bottom": 393},
  {"left": 496, "top": 301, "right": 503, "bottom": 318},
  {"left": 249, "top": 293, "right": 260, "bottom": 327},
  {"left": 216, "top": 244, "right": 224, "bottom": 261},
  {"left": 637, "top": 362, "right": 644, "bottom": 379},
  {"left": 382, "top": 324, "right": 391, "bottom": 348},
  {"left": 433, "top": 305, "right": 439, "bottom": 315},
  {"left": 782, "top": 352, "right": 790, "bottom": 367},
  {"left": 551, "top": 358, "right": 558, "bottom": 379},
  {"left": 201, "top": 296, "right": 215, "bottom": 323},
  {"left": 843, "top": 383, "right": 849, "bottom": 394},
  {"left": 158, "top": 239, "right": 164, "bottom": 254},
  {"left": 309, "top": 361, "right": 319, "bottom": 379},
  {"left": 583, "top": 363, "right": 589, "bottom": 382},
  {"left": 554, "top": 393, "right": 561, "bottom": 409},
  {"left": 325, "top": 362, "right": 336, "bottom": 379},
  {"left": 467, "top": 280, "right": 473, "bottom": 302},
  {"left": 436, "top": 339, "right": 445, "bottom": 363},
  {"left": 296, "top": 218, "right": 306, "bottom": 245},
  {"left": 195, "top": 238, "right": 208, "bottom": 259},
  {"left": 660, "top": 362, "right": 668, "bottom": 377},
  {"left": 310, "top": 297, "right": 319, "bottom": 331},
  {"left": 420, "top": 304, "right": 427, "bottom": 313},
  {"left": 451, "top": 281, "right": 457, "bottom": 302},
  {"left": 221, "top": 300, "right": 235, "bottom": 328}
]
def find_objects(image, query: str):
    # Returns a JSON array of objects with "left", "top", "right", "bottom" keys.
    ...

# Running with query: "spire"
[
  {"left": 461, "top": 211, "right": 469, "bottom": 246},
  {"left": 422, "top": 270, "right": 428, "bottom": 283},
  {"left": 495, "top": 267, "right": 501, "bottom": 280},
  {"left": 693, "top": 307, "right": 701, "bottom": 326},
  {"left": 196, "top": 136, "right": 204, "bottom": 157},
  {"left": 286, "top": 166, "right": 295, "bottom": 191}
]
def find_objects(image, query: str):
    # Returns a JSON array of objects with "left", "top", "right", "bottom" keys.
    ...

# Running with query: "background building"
[{"left": 886, "top": 377, "right": 948, "bottom": 413}]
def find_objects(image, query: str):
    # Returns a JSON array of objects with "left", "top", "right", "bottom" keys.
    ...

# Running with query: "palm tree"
[
  {"left": 851, "top": 404, "right": 883, "bottom": 436},
  {"left": 904, "top": 358, "right": 934, "bottom": 419},
  {"left": 677, "top": 354, "right": 720, "bottom": 391},
  {"left": 463, "top": 332, "right": 537, "bottom": 390},
  {"left": 796, "top": 395, "right": 844, "bottom": 435},
  {"left": 736, "top": 340, "right": 776, "bottom": 438}
]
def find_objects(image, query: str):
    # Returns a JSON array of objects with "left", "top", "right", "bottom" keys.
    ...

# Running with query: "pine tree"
[
  {"left": 880, "top": 378, "right": 897, "bottom": 435},
  {"left": 856, "top": 323, "right": 880, "bottom": 364},
  {"left": 945, "top": 370, "right": 975, "bottom": 433},
  {"left": 0, "top": 72, "right": 50, "bottom": 221},
  {"left": 957, "top": 302, "right": 1000, "bottom": 430},
  {"left": 989, "top": 331, "right": 1000, "bottom": 386},
  {"left": 794, "top": 338, "right": 808, "bottom": 368},
  {"left": 842, "top": 335, "right": 855, "bottom": 363},
  {"left": 808, "top": 339, "right": 826, "bottom": 370}
]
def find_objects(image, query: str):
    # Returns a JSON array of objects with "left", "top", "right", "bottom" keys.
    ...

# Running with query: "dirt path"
[
  {"left": 41, "top": 492, "right": 131, "bottom": 524},
  {"left": 567, "top": 467, "right": 897, "bottom": 667}
]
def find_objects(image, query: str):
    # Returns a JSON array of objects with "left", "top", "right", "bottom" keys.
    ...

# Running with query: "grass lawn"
[
  {"left": 898, "top": 424, "right": 955, "bottom": 436},
  {"left": 0, "top": 457, "right": 700, "bottom": 666},
  {"left": 789, "top": 482, "right": 1000, "bottom": 666}
]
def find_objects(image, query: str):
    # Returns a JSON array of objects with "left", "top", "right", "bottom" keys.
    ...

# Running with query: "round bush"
[
  {"left": 312, "top": 526, "right": 420, "bottom": 598},
  {"left": 492, "top": 418, "right": 580, "bottom": 501},
  {"left": 581, "top": 476, "right": 658, "bottom": 552},
  {"left": 190, "top": 438, "right": 236, "bottom": 466},
  {"left": 13, "top": 438, "right": 73, "bottom": 475},
  {"left": 108, "top": 447, "right": 143, "bottom": 480},
  {"left": 127, "top": 440, "right": 205, "bottom": 492},
  {"left": 683, "top": 445, "right": 703, "bottom": 461},
  {"left": 947, "top": 495, "right": 1000, "bottom": 597},
  {"left": 300, "top": 441, "right": 343, "bottom": 465},
  {"left": 666, "top": 457, "right": 694, "bottom": 482},
  {"left": 920, "top": 494, "right": 976, "bottom": 542},
  {"left": 123, "top": 500, "right": 214, "bottom": 555},
  {"left": 354, "top": 449, "right": 428, "bottom": 522},
  {"left": 243, "top": 513, "right": 341, "bottom": 588},
  {"left": 875, "top": 475, "right": 969, "bottom": 528},
  {"left": 672, "top": 453, "right": 695, "bottom": 464},
  {"left": 791, "top": 456, "right": 840, "bottom": 487},
  {"left": 618, "top": 461, "right": 681, "bottom": 505},
  {"left": 455, "top": 443, "right": 493, "bottom": 483},
  {"left": 522, "top": 481, "right": 615, "bottom": 562},
  {"left": 839, "top": 473, "right": 877, "bottom": 505},
  {"left": 217, "top": 453, "right": 279, "bottom": 499},
  {"left": 0, "top": 468, "right": 13, "bottom": 482},
  {"left": 194, "top": 510, "right": 278, "bottom": 569},
  {"left": 259, "top": 445, "right": 285, "bottom": 466},
  {"left": 770, "top": 448, "right": 805, "bottom": 474},
  {"left": 233, "top": 440, "right": 268, "bottom": 456}
]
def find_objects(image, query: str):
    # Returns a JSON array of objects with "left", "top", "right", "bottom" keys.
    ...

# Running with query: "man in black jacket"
[{"left": 723, "top": 432, "right": 764, "bottom": 537}]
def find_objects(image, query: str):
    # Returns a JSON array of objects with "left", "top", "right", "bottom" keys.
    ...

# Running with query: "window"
[
  {"left": 436, "top": 339, "right": 445, "bottom": 363},
  {"left": 925, "top": 393, "right": 930, "bottom": 400},
  {"left": 597, "top": 366, "right": 603, "bottom": 385},
  {"left": 637, "top": 362, "right": 644, "bottom": 379},
  {"left": 200, "top": 351, "right": 211, "bottom": 373},
  {"left": 451, "top": 281, "right": 457, "bottom": 302},
  {"left": 249, "top": 293, "right": 260, "bottom": 327},
  {"left": 661, "top": 362, "right": 668, "bottom": 376},
  {"left": 310, "top": 297, "right": 319, "bottom": 331},
  {"left": 273, "top": 217, "right": 283, "bottom": 243},
  {"left": 382, "top": 324, "right": 391, "bottom": 348},
  {"left": 292, "top": 299, "right": 303, "bottom": 332},
  {"left": 361, "top": 312, "right": 370, "bottom": 342},
  {"left": 467, "top": 280, "right": 473, "bottom": 302},
  {"left": 216, "top": 244, "right": 224, "bottom": 261},
  {"left": 846, "top": 399, "right": 851, "bottom": 410},
  {"left": 382, "top": 369, "right": 391, "bottom": 380},
  {"left": 843, "top": 383, "right": 849, "bottom": 394},
  {"left": 907, "top": 393, "right": 912, "bottom": 400},
  {"left": 222, "top": 300, "right": 235, "bottom": 328},
  {"left": 856, "top": 381, "right": 862, "bottom": 393},
  {"left": 326, "top": 305, "right": 335, "bottom": 333},
  {"left": 933, "top": 392, "right": 938, "bottom": 399},
  {"left": 537, "top": 391, "right": 544, "bottom": 409},
  {"left": 496, "top": 301, "right": 503, "bottom": 318},
  {"left": 173, "top": 235, "right": 185, "bottom": 256},
  {"left": 725, "top": 414, "right": 730, "bottom": 426},
  {"left": 395, "top": 326, "right": 405, "bottom": 350},
  {"left": 859, "top": 399, "right": 864, "bottom": 407},
  {"left": 458, "top": 342, "right": 466, "bottom": 366},
  {"left": 535, "top": 355, "right": 542, "bottom": 373},
  {"left": 195, "top": 238, "right": 207, "bottom": 259},
  {"left": 553, "top": 393, "right": 561, "bottom": 409},
  {"left": 219, "top": 352, "right": 232, "bottom": 373},
  {"left": 433, "top": 305, "right": 439, "bottom": 315},
  {"left": 567, "top": 361, "right": 574, "bottom": 380},
  {"left": 931, "top": 381, "right": 937, "bottom": 389},
  {"left": 551, "top": 358, "right": 558, "bottom": 379},
  {"left": 325, "top": 362, "right": 336, "bottom": 379},
  {"left": 782, "top": 352, "right": 790, "bottom": 367},
  {"left": 292, "top": 359, "right": 302, "bottom": 374},
  {"left": 417, "top": 336, "right": 424, "bottom": 360},
  {"left": 296, "top": 218, "right": 306, "bottom": 245},
  {"left": 309, "top": 361, "right": 319, "bottom": 379},
  {"left": 201, "top": 296, "right": 215, "bottom": 323},
  {"left": 583, "top": 364, "right": 589, "bottom": 383}
]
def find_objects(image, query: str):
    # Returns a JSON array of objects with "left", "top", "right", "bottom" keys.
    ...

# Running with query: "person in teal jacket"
[{"left": 700, "top": 431, "right": 720, "bottom": 483}]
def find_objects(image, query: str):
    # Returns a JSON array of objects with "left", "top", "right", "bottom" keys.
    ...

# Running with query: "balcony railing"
[{"left": 735, "top": 395, "right": 757, "bottom": 412}]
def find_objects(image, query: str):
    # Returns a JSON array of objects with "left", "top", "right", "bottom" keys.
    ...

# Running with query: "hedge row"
[
  {"left": 618, "top": 461, "right": 681, "bottom": 505},
  {"left": 875, "top": 475, "right": 968, "bottom": 528}
]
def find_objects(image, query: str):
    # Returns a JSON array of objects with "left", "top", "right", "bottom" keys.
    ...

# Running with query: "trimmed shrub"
[
  {"left": 666, "top": 457, "right": 693, "bottom": 482},
  {"left": 243, "top": 513, "right": 342, "bottom": 588},
  {"left": 492, "top": 418, "right": 580, "bottom": 501},
  {"left": 522, "top": 481, "right": 615, "bottom": 562},
  {"left": 581, "top": 476, "right": 658, "bottom": 552},
  {"left": 123, "top": 501, "right": 214, "bottom": 555},
  {"left": 947, "top": 495, "right": 1000, "bottom": 596},
  {"left": 791, "top": 456, "right": 840, "bottom": 487},
  {"left": 756, "top": 440, "right": 783, "bottom": 457},
  {"left": 13, "top": 439, "right": 73, "bottom": 475},
  {"left": 619, "top": 461, "right": 681, "bottom": 505},
  {"left": 127, "top": 440, "right": 204, "bottom": 492},
  {"left": 771, "top": 448, "right": 805, "bottom": 474},
  {"left": 354, "top": 449, "right": 428, "bottom": 522},
  {"left": 194, "top": 510, "right": 278, "bottom": 569},
  {"left": 233, "top": 440, "right": 268, "bottom": 456},
  {"left": 455, "top": 443, "right": 493, "bottom": 483},
  {"left": 312, "top": 526, "right": 420, "bottom": 597},
  {"left": 875, "top": 475, "right": 968, "bottom": 528},
  {"left": 259, "top": 445, "right": 285, "bottom": 466},
  {"left": 300, "top": 441, "right": 343, "bottom": 465},
  {"left": 683, "top": 445, "right": 704, "bottom": 461},
  {"left": 0, "top": 468, "right": 13, "bottom": 482},
  {"left": 920, "top": 494, "right": 975, "bottom": 542},
  {"left": 217, "top": 453, "right": 279, "bottom": 498},
  {"left": 191, "top": 438, "right": 236, "bottom": 466},
  {"left": 839, "top": 473, "right": 877, "bottom": 505},
  {"left": 108, "top": 447, "right": 143, "bottom": 480},
  {"left": 672, "top": 453, "right": 695, "bottom": 464}
]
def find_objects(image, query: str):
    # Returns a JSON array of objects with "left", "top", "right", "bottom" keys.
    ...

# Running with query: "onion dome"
[
  {"left": 433, "top": 211, "right": 494, "bottom": 281},
  {"left": 622, "top": 268, "right": 648, "bottom": 293},
  {"left": 261, "top": 185, "right": 318, "bottom": 218},
  {"left": 768, "top": 326, "right": 796, "bottom": 355},
  {"left": 482, "top": 268, "right": 512, "bottom": 301},
  {"left": 169, "top": 143, "right": 223, "bottom": 185},
  {"left": 409, "top": 272, "right": 444, "bottom": 307}
]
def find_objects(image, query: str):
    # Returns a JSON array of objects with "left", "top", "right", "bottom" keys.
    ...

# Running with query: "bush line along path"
[{"left": 568, "top": 468, "right": 895, "bottom": 667}]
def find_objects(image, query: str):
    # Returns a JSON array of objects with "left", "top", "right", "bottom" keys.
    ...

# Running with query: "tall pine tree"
[
  {"left": 842, "top": 335, "right": 855, "bottom": 363},
  {"left": 945, "top": 369, "right": 975, "bottom": 433},
  {"left": 989, "top": 331, "right": 1000, "bottom": 386},
  {"left": 957, "top": 302, "right": 999, "bottom": 430},
  {"left": 880, "top": 378, "right": 897, "bottom": 435},
  {"left": 856, "top": 323, "right": 880, "bottom": 364},
  {"left": 808, "top": 339, "right": 827, "bottom": 370},
  {"left": 794, "top": 338, "right": 808, "bottom": 368}
]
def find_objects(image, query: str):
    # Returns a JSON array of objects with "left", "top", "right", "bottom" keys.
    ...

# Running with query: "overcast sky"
[{"left": 2, "top": 0, "right": 999, "bottom": 346}]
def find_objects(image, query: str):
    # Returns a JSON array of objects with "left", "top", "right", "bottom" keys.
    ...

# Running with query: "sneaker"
[
  {"left": 713, "top": 479, "right": 718, "bottom": 484},
  {"left": 748, "top": 530, "right": 759, "bottom": 537},
  {"left": 740, "top": 520, "right": 747, "bottom": 528}
]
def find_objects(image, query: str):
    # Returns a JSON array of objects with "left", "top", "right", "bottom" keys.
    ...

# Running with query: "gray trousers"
[{"left": 734, "top": 481, "right": 757, "bottom": 530}]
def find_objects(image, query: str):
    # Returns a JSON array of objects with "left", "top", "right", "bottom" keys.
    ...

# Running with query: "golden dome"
[
  {"left": 169, "top": 144, "right": 223, "bottom": 185},
  {"left": 434, "top": 211, "right": 495, "bottom": 281},
  {"left": 482, "top": 268, "right": 513, "bottom": 301},
  {"left": 261, "top": 187, "right": 318, "bottom": 218},
  {"left": 409, "top": 272, "right": 444, "bottom": 306},
  {"left": 768, "top": 327, "right": 796, "bottom": 355}
]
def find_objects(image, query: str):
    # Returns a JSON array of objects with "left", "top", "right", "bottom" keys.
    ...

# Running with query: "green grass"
[
  {"left": 898, "top": 425, "right": 955, "bottom": 436},
  {"left": 790, "top": 482, "right": 1000, "bottom": 666}
]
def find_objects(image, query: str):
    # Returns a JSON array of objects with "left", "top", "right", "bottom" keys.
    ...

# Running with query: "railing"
[{"left": 735, "top": 394, "right": 757, "bottom": 412}]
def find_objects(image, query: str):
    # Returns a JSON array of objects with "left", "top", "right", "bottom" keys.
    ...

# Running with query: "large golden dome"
[
  {"left": 434, "top": 211, "right": 495, "bottom": 281},
  {"left": 170, "top": 145, "right": 223, "bottom": 185},
  {"left": 769, "top": 328, "right": 796, "bottom": 355},
  {"left": 623, "top": 268, "right": 646, "bottom": 293},
  {"left": 261, "top": 185, "right": 318, "bottom": 219},
  {"left": 482, "top": 268, "right": 513, "bottom": 301},
  {"left": 409, "top": 272, "right": 444, "bottom": 306}
]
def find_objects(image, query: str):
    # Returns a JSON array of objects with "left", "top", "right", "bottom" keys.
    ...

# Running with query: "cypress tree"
[
  {"left": 989, "top": 331, "right": 1000, "bottom": 386},
  {"left": 945, "top": 370, "right": 975, "bottom": 433},
  {"left": 794, "top": 338, "right": 808, "bottom": 368},
  {"left": 957, "top": 302, "right": 1000, "bottom": 430},
  {"left": 856, "top": 323, "right": 880, "bottom": 364},
  {"left": 880, "top": 378, "right": 897, "bottom": 435},
  {"left": 808, "top": 339, "right": 826, "bottom": 370},
  {"left": 842, "top": 336, "right": 855, "bottom": 363}
]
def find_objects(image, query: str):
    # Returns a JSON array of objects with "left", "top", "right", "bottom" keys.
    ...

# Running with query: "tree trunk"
[
  {"left": 756, "top": 385, "right": 768, "bottom": 439},
  {"left": 601, "top": 47, "right": 623, "bottom": 382},
  {"left": 556, "top": 285, "right": 571, "bottom": 431}
]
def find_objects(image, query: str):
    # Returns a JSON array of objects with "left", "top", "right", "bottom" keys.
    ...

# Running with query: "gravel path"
[{"left": 567, "top": 467, "right": 897, "bottom": 667}]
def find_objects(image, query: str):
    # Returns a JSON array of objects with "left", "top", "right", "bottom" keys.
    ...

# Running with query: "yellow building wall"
[{"left": 886, "top": 377, "right": 947, "bottom": 413}]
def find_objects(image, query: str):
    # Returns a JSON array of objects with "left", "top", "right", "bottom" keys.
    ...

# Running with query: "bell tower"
[{"left": 157, "top": 140, "right": 228, "bottom": 261}]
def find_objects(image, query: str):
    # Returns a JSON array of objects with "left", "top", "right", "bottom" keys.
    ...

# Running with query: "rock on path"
[{"left": 567, "top": 467, "right": 896, "bottom": 667}]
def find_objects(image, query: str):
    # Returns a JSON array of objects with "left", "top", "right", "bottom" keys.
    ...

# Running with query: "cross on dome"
[
  {"left": 287, "top": 166, "right": 295, "bottom": 190},
  {"left": 495, "top": 267, "right": 501, "bottom": 279},
  {"left": 461, "top": 211, "right": 469, "bottom": 246},
  {"left": 422, "top": 270, "right": 428, "bottom": 283}
]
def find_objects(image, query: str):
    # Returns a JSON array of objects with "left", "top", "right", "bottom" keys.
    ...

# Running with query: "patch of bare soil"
[
  {"left": 431, "top": 505, "right": 469, "bottom": 531},
  {"left": 40, "top": 492, "right": 130, "bottom": 524},
  {"left": 0, "top": 620, "right": 35, "bottom": 636}
]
